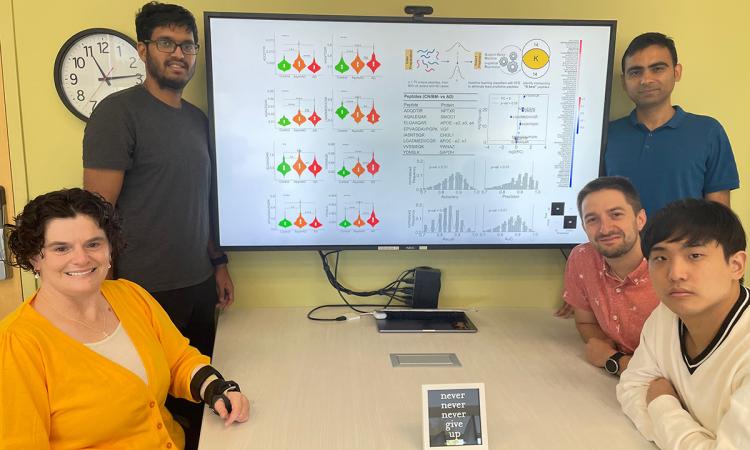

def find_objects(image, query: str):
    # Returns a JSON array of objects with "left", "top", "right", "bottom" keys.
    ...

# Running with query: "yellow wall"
[{"left": 2, "top": 0, "right": 747, "bottom": 308}]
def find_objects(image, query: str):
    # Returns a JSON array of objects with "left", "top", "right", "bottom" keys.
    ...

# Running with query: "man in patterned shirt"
[{"left": 563, "top": 177, "right": 660, "bottom": 375}]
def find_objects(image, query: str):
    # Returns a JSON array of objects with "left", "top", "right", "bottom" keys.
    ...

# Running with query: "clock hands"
[
  {"left": 90, "top": 55, "right": 111, "bottom": 86},
  {"left": 90, "top": 67, "right": 115, "bottom": 101},
  {"left": 98, "top": 74, "right": 143, "bottom": 81}
]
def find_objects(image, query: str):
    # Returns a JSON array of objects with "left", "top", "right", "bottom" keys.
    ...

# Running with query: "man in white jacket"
[{"left": 617, "top": 198, "right": 749, "bottom": 449}]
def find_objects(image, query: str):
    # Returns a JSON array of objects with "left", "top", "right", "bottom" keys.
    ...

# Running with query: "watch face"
[
  {"left": 54, "top": 29, "right": 146, "bottom": 121},
  {"left": 604, "top": 358, "right": 619, "bottom": 374}
]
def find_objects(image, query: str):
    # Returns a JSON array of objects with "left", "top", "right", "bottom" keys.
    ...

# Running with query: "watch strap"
[
  {"left": 211, "top": 254, "right": 229, "bottom": 266},
  {"left": 609, "top": 351, "right": 625, "bottom": 363},
  {"left": 190, "top": 365, "right": 222, "bottom": 402}
]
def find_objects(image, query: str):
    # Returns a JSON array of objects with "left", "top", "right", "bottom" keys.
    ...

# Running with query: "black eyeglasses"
[{"left": 143, "top": 38, "right": 200, "bottom": 55}]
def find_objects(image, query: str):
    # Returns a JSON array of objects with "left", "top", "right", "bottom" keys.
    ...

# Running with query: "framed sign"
[{"left": 422, "top": 383, "right": 488, "bottom": 449}]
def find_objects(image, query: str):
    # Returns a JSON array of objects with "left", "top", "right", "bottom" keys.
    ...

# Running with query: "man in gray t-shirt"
[
  {"left": 85, "top": 85, "right": 214, "bottom": 292},
  {"left": 83, "top": 4, "right": 233, "bottom": 449},
  {"left": 83, "top": 4, "right": 233, "bottom": 355}
]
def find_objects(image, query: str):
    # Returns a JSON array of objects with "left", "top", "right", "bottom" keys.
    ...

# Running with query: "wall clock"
[{"left": 54, "top": 28, "right": 146, "bottom": 121}]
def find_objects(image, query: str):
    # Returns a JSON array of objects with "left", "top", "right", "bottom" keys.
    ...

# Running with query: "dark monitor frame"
[{"left": 204, "top": 12, "right": 617, "bottom": 251}]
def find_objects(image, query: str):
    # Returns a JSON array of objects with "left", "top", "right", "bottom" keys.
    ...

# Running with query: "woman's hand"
[{"left": 213, "top": 391, "right": 250, "bottom": 426}]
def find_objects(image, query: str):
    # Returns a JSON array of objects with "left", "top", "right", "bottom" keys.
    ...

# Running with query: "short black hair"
[
  {"left": 136, "top": 2, "right": 199, "bottom": 44},
  {"left": 641, "top": 198, "right": 746, "bottom": 261},
  {"left": 576, "top": 176, "right": 642, "bottom": 216},
  {"left": 5, "top": 188, "right": 124, "bottom": 272},
  {"left": 621, "top": 32, "right": 678, "bottom": 73}
]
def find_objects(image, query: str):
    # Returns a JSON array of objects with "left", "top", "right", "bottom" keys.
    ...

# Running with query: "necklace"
[{"left": 43, "top": 296, "right": 112, "bottom": 338}]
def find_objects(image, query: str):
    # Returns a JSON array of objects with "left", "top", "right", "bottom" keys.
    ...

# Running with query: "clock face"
[{"left": 54, "top": 28, "right": 146, "bottom": 121}]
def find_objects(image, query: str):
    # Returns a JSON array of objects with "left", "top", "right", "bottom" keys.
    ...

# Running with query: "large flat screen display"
[{"left": 205, "top": 14, "right": 616, "bottom": 249}]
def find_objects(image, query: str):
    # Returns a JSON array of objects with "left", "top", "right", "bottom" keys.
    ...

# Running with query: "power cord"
[
  {"left": 309, "top": 250, "right": 420, "bottom": 321},
  {"left": 306, "top": 304, "right": 395, "bottom": 322}
]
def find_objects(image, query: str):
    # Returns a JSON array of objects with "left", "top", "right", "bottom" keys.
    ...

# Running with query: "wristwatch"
[
  {"left": 210, "top": 254, "right": 229, "bottom": 267},
  {"left": 605, "top": 352, "right": 625, "bottom": 375}
]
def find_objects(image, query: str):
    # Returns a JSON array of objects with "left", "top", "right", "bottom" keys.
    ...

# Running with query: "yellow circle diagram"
[
  {"left": 522, "top": 40, "right": 551, "bottom": 78},
  {"left": 523, "top": 48, "right": 549, "bottom": 69}
]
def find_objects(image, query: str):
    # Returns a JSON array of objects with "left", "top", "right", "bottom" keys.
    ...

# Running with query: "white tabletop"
[{"left": 199, "top": 307, "right": 656, "bottom": 449}]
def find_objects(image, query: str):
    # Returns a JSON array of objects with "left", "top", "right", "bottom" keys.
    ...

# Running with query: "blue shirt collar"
[{"left": 628, "top": 105, "right": 686, "bottom": 130}]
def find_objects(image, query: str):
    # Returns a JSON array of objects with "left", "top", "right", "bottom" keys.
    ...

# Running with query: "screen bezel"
[{"left": 204, "top": 12, "right": 617, "bottom": 251}]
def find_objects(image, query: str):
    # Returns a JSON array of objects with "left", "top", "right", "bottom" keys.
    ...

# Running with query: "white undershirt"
[{"left": 85, "top": 323, "right": 148, "bottom": 384}]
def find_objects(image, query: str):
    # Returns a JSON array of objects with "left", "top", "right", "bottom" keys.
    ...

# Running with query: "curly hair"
[{"left": 5, "top": 188, "right": 125, "bottom": 272}]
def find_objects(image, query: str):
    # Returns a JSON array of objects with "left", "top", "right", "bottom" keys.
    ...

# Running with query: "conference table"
[{"left": 199, "top": 307, "right": 656, "bottom": 449}]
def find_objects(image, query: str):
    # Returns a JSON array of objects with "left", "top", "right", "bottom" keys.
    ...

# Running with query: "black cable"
[
  {"left": 306, "top": 303, "right": 406, "bottom": 322},
  {"left": 382, "top": 276, "right": 406, "bottom": 309},
  {"left": 329, "top": 251, "right": 388, "bottom": 314},
  {"left": 318, "top": 251, "right": 416, "bottom": 299},
  {"left": 310, "top": 250, "right": 421, "bottom": 321},
  {"left": 320, "top": 251, "right": 405, "bottom": 296}
]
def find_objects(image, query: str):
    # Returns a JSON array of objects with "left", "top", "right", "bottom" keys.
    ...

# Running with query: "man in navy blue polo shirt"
[{"left": 605, "top": 32, "right": 739, "bottom": 216}]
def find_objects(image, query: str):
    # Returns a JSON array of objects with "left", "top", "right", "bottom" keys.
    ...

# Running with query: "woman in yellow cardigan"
[{"left": 0, "top": 188, "right": 249, "bottom": 449}]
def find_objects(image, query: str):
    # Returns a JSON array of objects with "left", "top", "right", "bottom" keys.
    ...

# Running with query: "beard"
[
  {"left": 593, "top": 231, "right": 638, "bottom": 259},
  {"left": 146, "top": 54, "right": 194, "bottom": 91}
]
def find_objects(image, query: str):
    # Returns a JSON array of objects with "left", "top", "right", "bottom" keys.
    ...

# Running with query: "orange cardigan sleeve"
[{"left": 0, "top": 312, "right": 52, "bottom": 449}]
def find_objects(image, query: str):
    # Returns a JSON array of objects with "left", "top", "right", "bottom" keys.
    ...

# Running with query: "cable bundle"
[{"left": 307, "top": 250, "right": 418, "bottom": 321}]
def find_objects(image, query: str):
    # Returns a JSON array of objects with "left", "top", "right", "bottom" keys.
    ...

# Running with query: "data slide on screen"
[{"left": 208, "top": 17, "right": 613, "bottom": 248}]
